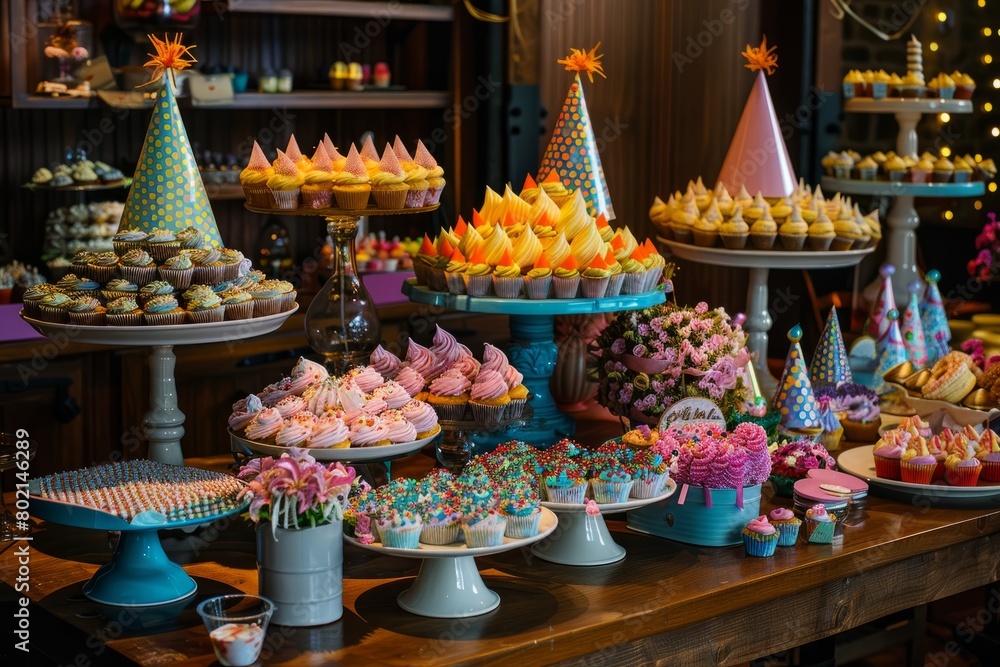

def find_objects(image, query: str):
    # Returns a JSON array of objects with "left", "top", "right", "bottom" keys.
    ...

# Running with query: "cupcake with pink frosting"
[
  {"left": 381, "top": 409, "right": 418, "bottom": 443},
  {"left": 768, "top": 507, "right": 801, "bottom": 546},
  {"left": 369, "top": 345, "right": 402, "bottom": 379},
  {"left": 804, "top": 504, "right": 836, "bottom": 543},
  {"left": 427, "top": 368, "right": 471, "bottom": 420},
  {"left": 350, "top": 366, "right": 385, "bottom": 394},
  {"left": 308, "top": 414, "right": 351, "bottom": 449},
  {"left": 403, "top": 339, "right": 437, "bottom": 381},
  {"left": 244, "top": 407, "right": 283, "bottom": 443},
  {"left": 401, "top": 399, "right": 440, "bottom": 439},
  {"left": 872, "top": 430, "right": 908, "bottom": 480},
  {"left": 450, "top": 355, "right": 481, "bottom": 381},
  {"left": 427, "top": 326, "right": 465, "bottom": 378},
  {"left": 469, "top": 369, "right": 510, "bottom": 426},
  {"left": 274, "top": 395, "right": 306, "bottom": 419},
  {"left": 303, "top": 377, "right": 340, "bottom": 416},
  {"left": 395, "top": 366, "right": 427, "bottom": 401},
  {"left": 742, "top": 515, "right": 779, "bottom": 557},
  {"left": 229, "top": 394, "right": 262, "bottom": 432},
  {"left": 372, "top": 381, "right": 411, "bottom": 409},
  {"left": 944, "top": 437, "right": 982, "bottom": 486},
  {"left": 276, "top": 412, "right": 317, "bottom": 447},
  {"left": 348, "top": 415, "right": 392, "bottom": 447}
]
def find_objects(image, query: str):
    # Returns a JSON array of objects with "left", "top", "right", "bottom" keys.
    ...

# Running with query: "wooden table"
[{"left": 4, "top": 443, "right": 1000, "bottom": 666}]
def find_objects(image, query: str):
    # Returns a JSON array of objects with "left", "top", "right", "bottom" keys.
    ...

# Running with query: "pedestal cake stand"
[
  {"left": 531, "top": 481, "right": 676, "bottom": 566},
  {"left": 403, "top": 281, "right": 668, "bottom": 447},
  {"left": 344, "top": 507, "right": 557, "bottom": 618},
  {"left": 21, "top": 308, "right": 297, "bottom": 466}
]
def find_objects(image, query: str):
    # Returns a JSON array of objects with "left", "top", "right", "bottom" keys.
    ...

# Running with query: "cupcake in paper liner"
[
  {"left": 768, "top": 507, "right": 801, "bottom": 547},
  {"left": 105, "top": 296, "right": 144, "bottom": 326},
  {"left": 112, "top": 228, "right": 149, "bottom": 256},
  {"left": 778, "top": 204, "right": 809, "bottom": 251},
  {"left": 619, "top": 257, "right": 645, "bottom": 294},
  {"left": 301, "top": 143, "right": 335, "bottom": 209},
  {"left": 604, "top": 251, "right": 625, "bottom": 296},
  {"left": 552, "top": 255, "right": 580, "bottom": 298},
  {"left": 377, "top": 510, "right": 423, "bottom": 549},
  {"left": 748, "top": 208, "right": 777, "bottom": 250},
  {"left": 247, "top": 282, "right": 283, "bottom": 317},
  {"left": 428, "top": 368, "right": 471, "bottom": 421},
  {"left": 371, "top": 143, "right": 409, "bottom": 209},
  {"left": 221, "top": 288, "right": 254, "bottom": 320},
  {"left": 67, "top": 296, "right": 107, "bottom": 326},
  {"left": 719, "top": 204, "right": 750, "bottom": 250},
  {"left": 183, "top": 286, "right": 225, "bottom": 324},
  {"left": 580, "top": 253, "right": 611, "bottom": 299},
  {"left": 492, "top": 248, "right": 523, "bottom": 299},
  {"left": 807, "top": 208, "right": 835, "bottom": 252},
  {"left": 414, "top": 140, "right": 444, "bottom": 205},
  {"left": 500, "top": 484, "right": 542, "bottom": 538},
  {"left": 464, "top": 245, "right": 493, "bottom": 297},
  {"left": 417, "top": 485, "right": 461, "bottom": 545},
  {"left": 87, "top": 252, "right": 121, "bottom": 283},
  {"left": 332, "top": 144, "right": 372, "bottom": 210},
  {"left": 461, "top": 511, "right": 507, "bottom": 548},
  {"left": 119, "top": 249, "right": 158, "bottom": 285},
  {"left": 804, "top": 504, "right": 836, "bottom": 543},
  {"left": 469, "top": 368, "right": 509, "bottom": 426},
  {"left": 143, "top": 294, "right": 185, "bottom": 326},
  {"left": 590, "top": 468, "right": 634, "bottom": 504},
  {"left": 742, "top": 516, "right": 779, "bottom": 556},
  {"left": 158, "top": 253, "right": 194, "bottom": 289},
  {"left": 138, "top": 280, "right": 174, "bottom": 307},
  {"left": 630, "top": 450, "right": 669, "bottom": 499},
  {"left": 145, "top": 231, "right": 182, "bottom": 263},
  {"left": 524, "top": 252, "right": 553, "bottom": 299},
  {"left": 240, "top": 141, "right": 274, "bottom": 208},
  {"left": 218, "top": 248, "right": 244, "bottom": 282},
  {"left": 393, "top": 138, "right": 430, "bottom": 208},
  {"left": 267, "top": 149, "right": 305, "bottom": 210},
  {"left": 444, "top": 247, "right": 468, "bottom": 295},
  {"left": 543, "top": 469, "right": 587, "bottom": 504},
  {"left": 505, "top": 381, "right": 529, "bottom": 420},
  {"left": 38, "top": 293, "right": 72, "bottom": 323},
  {"left": 190, "top": 246, "right": 226, "bottom": 285},
  {"left": 944, "top": 440, "right": 983, "bottom": 486}
]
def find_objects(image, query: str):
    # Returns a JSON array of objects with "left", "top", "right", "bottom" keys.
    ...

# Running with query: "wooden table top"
[{"left": 6, "top": 433, "right": 1000, "bottom": 666}]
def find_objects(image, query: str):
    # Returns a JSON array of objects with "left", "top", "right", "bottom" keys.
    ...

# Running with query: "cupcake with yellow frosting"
[
  {"left": 769, "top": 197, "right": 792, "bottom": 220},
  {"left": 953, "top": 157, "right": 974, "bottom": 183},
  {"left": 371, "top": 144, "right": 409, "bottom": 209},
  {"left": 393, "top": 137, "right": 430, "bottom": 207},
  {"left": 933, "top": 156, "right": 954, "bottom": 183},
  {"left": 284, "top": 135, "right": 312, "bottom": 174},
  {"left": 302, "top": 143, "right": 334, "bottom": 209},
  {"left": 853, "top": 205, "right": 873, "bottom": 249},
  {"left": 898, "top": 70, "right": 925, "bottom": 98},
  {"left": 748, "top": 208, "right": 777, "bottom": 250},
  {"left": 528, "top": 189, "right": 561, "bottom": 229},
  {"left": 539, "top": 170, "right": 574, "bottom": 208},
  {"left": 358, "top": 135, "right": 382, "bottom": 177},
  {"left": 570, "top": 223, "right": 604, "bottom": 268},
  {"left": 524, "top": 252, "right": 552, "bottom": 299},
  {"left": 831, "top": 212, "right": 860, "bottom": 251},
  {"left": 558, "top": 190, "right": 594, "bottom": 241},
  {"left": 553, "top": 255, "right": 581, "bottom": 299},
  {"left": 481, "top": 223, "right": 513, "bottom": 267},
  {"left": 953, "top": 71, "right": 976, "bottom": 99},
  {"left": 669, "top": 199, "right": 697, "bottom": 244},
  {"left": 464, "top": 246, "right": 493, "bottom": 297},
  {"left": 884, "top": 155, "right": 907, "bottom": 182},
  {"left": 604, "top": 248, "right": 625, "bottom": 297},
  {"left": 779, "top": 204, "right": 809, "bottom": 251},
  {"left": 444, "top": 248, "right": 468, "bottom": 295},
  {"left": 720, "top": 204, "right": 750, "bottom": 249},
  {"left": 512, "top": 225, "right": 543, "bottom": 269},
  {"left": 693, "top": 200, "right": 722, "bottom": 247},
  {"left": 842, "top": 69, "right": 864, "bottom": 98},
  {"left": 492, "top": 248, "right": 523, "bottom": 299},
  {"left": 743, "top": 192, "right": 770, "bottom": 222},
  {"left": 414, "top": 140, "right": 445, "bottom": 205},
  {"left": 240, "top": 141, "right": 273, "bottom": 208},
  {"left": 332, "top": 145, "right": 372, "bottom": 210},
  {"left": 911, "top": 157, "right": 934, "bottom": 184},
  {"left": 856, "top": 156, "right": 878, "bottom": 181},
  {"left": 267, "top": 150, "right": 305, "bottom": 210},
  {"left": 580, "top": 252, "right": 611, "bottom": 298},
  {"left": 807, "top": 208, "right": 836, "bottom": 251}
]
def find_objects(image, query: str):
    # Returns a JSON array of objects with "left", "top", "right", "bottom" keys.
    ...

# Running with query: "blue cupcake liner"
[
  {"left": 743, "top": 532, "right": 778, "bottom": 557},
  {"left": 775, "top": 522, "right": 800, "bottom": 547},
  {"left": 380, "top": 525, "right": 422, "bottom": 549}
]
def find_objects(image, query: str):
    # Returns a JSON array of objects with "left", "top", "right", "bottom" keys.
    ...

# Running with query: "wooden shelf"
[
  {"left": 14, "top": 90, "right": 450, "bottom": 110},
  {"left": 224, "top": 0, "right": 454, "bottom": 21},
  {"left": 17, "top": 95, "right": 96, "bottom": 109},
  {"left": 203, "top": 183, "right": 244, "bottom": 200}
]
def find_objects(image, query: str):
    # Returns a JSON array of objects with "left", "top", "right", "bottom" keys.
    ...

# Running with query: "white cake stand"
[
  {"left": 229, "top": 428, "right": 439, "bottom": 462},
  {"left": 531, "top": 481, "right": 677, "bottom": 566},
  {"left": 21, "top": 307, "right": 297, "bottom": 465},
  {"left": 344, "top": 507, "right": 557, "bottom": 618},
  {"left": 658, "top": 240, "right": 874, "bottom": 396}
]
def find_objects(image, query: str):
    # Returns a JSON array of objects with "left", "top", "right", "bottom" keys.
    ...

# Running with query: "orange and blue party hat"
[
  {"left": 810, "top": 306, "right": 851, "bottom": 386},
  {"left": 773, "top": 324, "right": 822, "bottom": 431}
]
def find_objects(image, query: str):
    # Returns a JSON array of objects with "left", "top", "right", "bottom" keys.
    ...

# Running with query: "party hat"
[
  {"left": 773, "top": 325, "right": 822, "bottom": 431},
  {"left": 901, "top": 281, "right": 928, "bottom": 367},
  {"left": 810, "top": 306, "right": 852, "bottom": 386},
  {"left": 920, "top": 269, "right": 951, "bottom": 364},
  {"left": 537, "top": 43, "right": 615, "bottom": 220},
  {"left": 120, "top": 35, "right": 221, "bottom": 246},
  {"left": 717, "top": 37, "right": 797, "bottom": 198},
  {"left": 874, "top": 309, "right": 909, "bottom": 393},
  {"left": 864, "top": 264, "right": 897, "bottom": 339}
]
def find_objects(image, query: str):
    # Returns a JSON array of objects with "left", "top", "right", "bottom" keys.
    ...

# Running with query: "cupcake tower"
[
  {"left": 650, "top": 178, "right": 881, "bottom": 252},
  {"left": 21, "top": 229, "right": 295, "bottom": 326},
  {"left": 410, "top": 176, "right": 665, "bottom": 299},
  {"left": 821, "top": 149, "right": 993, "bottom": 184},
  {"left": 873, "top": 417, "right": 999, "bottom": 486},
  {"left": 240, "top": 133, "right": 445, "bottom": 212}
]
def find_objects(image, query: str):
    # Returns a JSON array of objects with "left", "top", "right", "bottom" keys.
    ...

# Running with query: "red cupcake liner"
[
  {"left": 900, "top": 461, "right": 935, "bottom": 485},
  {"left": 945, "top": 465, "right": 982, "bottom": 487},
  {"left": 980, "top": 460, "right": 1000, "bottom": 482},
  {"left": 873, "top": 455, "right": 901, "bottom": 481}
]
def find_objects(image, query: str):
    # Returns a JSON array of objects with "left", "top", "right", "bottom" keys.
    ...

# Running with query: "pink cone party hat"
[
  {"left": 864, "top": 264, "right": 897, "bottom": 339},
  {"left": 920, "top": 269, "right": 951, "bottom": 364},
  {"left": 717, "top": 37, "right": 798, "bottom": 198},
  {"left": 874, "top": 309, "right": 909, "bottom": 393},
  {"left": 901, "top": 281, "right": 928, "bottom": 367},
  {"left": 537, "top": 43, "right": 615, "bottom": 220},
  {"left": 120, "top": 35, "right": 221, "bottom": 246},
  {"left": 810, "top": 306, "right": 852, "bottom": 386},
  {"left": 773, "top": 324, "right": 822, "bottom": 432}
]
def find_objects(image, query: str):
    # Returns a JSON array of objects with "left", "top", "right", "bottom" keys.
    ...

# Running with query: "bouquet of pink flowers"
[
  {"left": 652, "top": 422, "right": 771, "bottom": 489},
  {"left": 967, "top": 212, "right": 1000, "bottom": 282},
  {"left": 595, "top": 302, "right": 752, "bottom": 425},
  {"left": 238, "top": 448, "right": 357, "bottom": 530},
  {"left": 767, "top": 438, "right": 836, "bottom": 496}
]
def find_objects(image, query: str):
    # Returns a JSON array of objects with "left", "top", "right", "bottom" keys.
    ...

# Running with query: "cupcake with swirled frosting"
[
  {"left": 67, "top": 296, "right": 107, "bottom": 326},
  {"left": 144, "top": 294, "right": 185, "bottom": 326},
  {"left": 221, "top": 288, "right": 254, "bottom": 320},
  {"left": 184, "top": 287, "right": 224, "bottom": 324},
  {"left": 158, "top": 253, "right": 194, "bottom": 290},
  {"left": 120, "top": 248, "right": 158, "bottom": 285},
  {"left": 266, "top": 149, "right": 305, "bottom": 210}
]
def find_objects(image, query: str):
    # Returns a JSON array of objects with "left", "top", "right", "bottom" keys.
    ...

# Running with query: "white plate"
[
  {"left": 659, "top": 239, "right": 874, "bottom": 269},
  {"left": 230, "top": 428, "right": 439, "bottom": 462},
  {"left": 541, "top": 480, "right": 677, "bottom": 513},
  {"left": 344, "top": 507, "right": 557, "bottom": 558},
  {"left": 837, "top": 445, "right": 1000, "bottom": 499},
  {"left": 20, "top": 304, "right": 297, "bottom": 346}
]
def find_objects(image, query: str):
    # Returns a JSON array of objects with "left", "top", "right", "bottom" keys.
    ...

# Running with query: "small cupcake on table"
[
  {"left": 768, "top": 508, "right": 801, "bottom": 546},
  {"left": 803, "top": 504, "right": 836, "bottom": 543},
  {"left": 944, "top": 438, "right": 982, "bottom": 486},
  {"left": 742, "top": 515, "right": 779, "bottom": 557}
]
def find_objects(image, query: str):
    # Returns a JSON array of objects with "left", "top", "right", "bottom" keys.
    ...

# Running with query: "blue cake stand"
[
  {"left": 403, "top": 280, "right": 668, "bottom": 447},
  {"left": 30, "top": 496, "right": 247, "bottom": 607}
]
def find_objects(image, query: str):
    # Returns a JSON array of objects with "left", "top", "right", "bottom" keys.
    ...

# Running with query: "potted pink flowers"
[
  {"left": 238, "top": 448, "right": 356, "bottom": 627},
  {"left": 767, "top": 438, "right": 837, "bottom": 498}
]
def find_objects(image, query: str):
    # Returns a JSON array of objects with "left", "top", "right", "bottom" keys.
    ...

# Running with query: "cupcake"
[
  {"left": 145, "top": 231, "right": 181, "bottom": 263},
  {"left": 461, "top": 510, "right": 506, "bottom": 548},
  {"left": 830, "top": 382, "right": 881, "bottom": 442},
  {"left": 414, "top": 140, "right": 445, "bottom": 206},
  {"left": 590, "top": 462, "right": 634, "bottom": 504},
  {"left": 953, "top": 71, "right": 976, "bottom": 99},
  {"left": 552, "top": 255, "right": 581, "bottom": 298},
  {"left": 692, "top": 200, "right": 723, "bottom": 247},
  {"left": 742, "top": 516, "right": 779, "bottom": 557},
  {"left": 221, "top": 288, "right": 254, "bottom": 320},
  {"left": 417, "top": 489, "right": 461, "bottom": 545},
  {"left": 748, "top": 209, "right": 777, "bottom": 250},
  {"left": 308, "top": 413, "right": 352, "bottom": 449},
  {"left": 817, "top": 398, "right": 844, "bottom": 452},
  {"left": 928, "top": 72, "right": 956, "bottom": 99},
  {"left": 332, "top": 145, "right": 372, "bottom": 210},
  {"left": 911, "top": 157, "right": 934, "bottom": 184},
  {"left": 157, "top": 253, "right": 194, "bottom": 290},
  {"left": 953, "top": 157, "right": 974, "bottom": 184},
  {"left": 143, "top": 294, "right": 185, "bottom": 326},
  {"left": 900, "top": 436, "right": 936, "bottom": 484},
  {"left": 270, "top": 279, "right": 297, "bottom": 312},
  {"left": 427, "top": 368, "right": 471, "bottom": 420},
  {"left": 67, "top": 296, "right": 106, "bottom": 326},
  {"left": 831, "top": 214, "right": 860, "bottom": 251},
  {"left": 944, "top": 438, "right": 982, "bottom": 486},
  {"left": 720, "top": 204, "right": 750, "bottom": 249},
  {"left": 669, "top": 199, "right": 697, "bottom": 244},
  {"left": 932, "top": 156, "right": 954, "bottom": 183},
  {"left": 492, "top": 248, "right": 524, "bottom": 299},
  {"left": 176, "top": 226, "right": 206, "bottom": 250},
  {"left": 38, "top": 293, "right": 72, "bottom": 323},
  {"left": 138, "top": 280, "right": 174, "bottom": 306},
  {"left": 975, "top": 430, "right": 1000, "bottom": 481},
  {"left": 505, "top": 368, "right": 529, "bottom": 419},
  {"left": 469, "top": 368, "right": 510, "bottom": 425},
  {"left": 768, "top": 507, "right": 801, "bottom": 547},
  {"left": 543, "top": 468, "right": 587, "bottom": 504},
  {"left": 190, "top": 246, "right": 226, "bottom": 285},
  {"left": 856, "top": 156, "right": 878, "bottom": 181},
  {"left": 524, "top": 252, "right": 552, "bottom": 299},
  {"left": 872, "top": 431, "right": 906, "bottom": 480},
  {"left": 112, "top": 228, "right": 149, "bottom": 255},
  {"left": 266, "top": 149, "right": 305, "bottom": 209},
  {"left": 87, "top": 251, "right": 121, "bottom": 283},
  {"left": 247, "top": 281, "right": 283, "bottom": 317},
  {"left": 884, "top": 155, "right": 907, "bottom": 182},
  {"left": 70, "top": 251, "right": 96, "bottom": 277},
  {"left": 778, "top": 203, "right": 809, "bottom": 251},
  {"left": 183, "top": 285, "right": 224, "bottom": 323},
  {"left": 301, "top": 143, "right": 334, "bottom": 209},
  {"left": 119, "top": 249, "right": 158, "bottom": 285},
  {"left": 630, "top": 450, "right": 669, "bottom": 498},
  {"left": 376, "top": 509, "right": 422, "bottom": 548},
  {"left": 833, "top": 152, "right": 854, "bottom": 179},
  {"left": 803, "top": 504, "right": 836, "bottom": 543},
  {"left": 821, "top": 151, "right": 839, "bottom": 176},
  {"left": 500, "top": 484, "right": 542, "bottom": 538},
  {"left": 401, "top": 399, "right": 440, "bottom": 439},
  {"left": 842, "top": 69, "right": 864, "bottom": 98},
  {"left": 580, "top": 253, "right": 611, "bottom": 298},
  {"left": 807, "top": 208, "right": 836, "bottom": 251},
  {"left": 105, "top": 296, "right": 143, "bottom": 326},
  {"left": 371, "top": 144, "right": 409, "bottom": 210},
  {"left": 240, "top": 141, "right": 273, "bottom": 208},
  {"left": 897, "top": 70, "right": 925, "bottom": 98},
  {"left": 393, "top": 137, "right": 430, "bottom": 208},
  {"left": 872, "top": 69, "right": 890, "bottom": 98}
]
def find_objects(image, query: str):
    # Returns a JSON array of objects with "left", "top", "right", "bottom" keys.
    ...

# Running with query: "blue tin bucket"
[{"left": 627, "top": 484, "right": 762, "bottom": 547}]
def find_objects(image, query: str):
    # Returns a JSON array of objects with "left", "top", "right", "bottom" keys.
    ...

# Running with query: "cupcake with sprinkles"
[
  {"left": 221, "top": 288, "right": 254, "bottom": 321},
  {"left": 105, "top": 296, "right": 143, "bottom": 326},
  {"left": 417, "top": 475, "right": 462, "bottom": 545},
  {"left": 158, "top": 253, "right": 194, "bottom": 289},
  {"left": 143, "top": 294, "right": 185, "bottom": 326},
  {"left": 67, "top": 296, "right": 107, "bottom": 326},
  {"left": 630, "top": 450, "right": 669, "bottom": 498},
  {"left": 499, "top": 482, "right": 542, "bottom": 538},
  {"left": 138, "top": 280, "right": 173, "bottom": 306}
]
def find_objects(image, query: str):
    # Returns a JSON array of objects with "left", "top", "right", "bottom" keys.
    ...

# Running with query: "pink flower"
[
  {"left": 585, "top": 500, "right": 601, "bottom": 516},
  {"left": 695, "top": 302, "right": 709, "bottom": 314}
]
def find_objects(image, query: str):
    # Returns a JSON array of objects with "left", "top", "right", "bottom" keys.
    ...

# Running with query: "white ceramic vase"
[{"left": 257, "top": 521, "right": 343, "bottom": 626}]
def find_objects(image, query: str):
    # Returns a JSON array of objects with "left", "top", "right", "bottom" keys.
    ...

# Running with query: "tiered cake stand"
[
  {"left": 21, "top": 308, "right": 297, "bottom": 465},
  {"left": 345, "top": 507, "right": 557, "bottom": 617},
  {"left": 822, "top": 98, "right": 984, "bottom": 296},
  {"left": 531, "top": 481, "right": 676, "bottom": 566},
  {"left": 657, "top": 241, "right": 873, "bottom": 396},
  {"left": 29, "top": 495, "right": 247, "bottom": 606},
  {"left": 403, "top": 281, "right": 668, "bottom": 447}
]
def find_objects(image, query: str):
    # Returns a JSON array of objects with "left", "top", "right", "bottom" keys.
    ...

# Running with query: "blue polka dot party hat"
[
  {"left": 536, "top": 43, "right": 614, "bottom": 220},
  {"left": 920, "top": 270, "right": 951, "bottom": 364},
  {"left": 809, "top": 306, "right": 852, "bottom": 386},
  {"left": 874, "top": 309, "right": 909, "bottom": 394},
  {"left": 120, "top": 34, "right": 222, "bottom": 246},
  {"left": 901, "top": 281, "right": 928, "bottom": 368},
  {"left": 773, "top": 324, "right": 822, "bottom": 432}
]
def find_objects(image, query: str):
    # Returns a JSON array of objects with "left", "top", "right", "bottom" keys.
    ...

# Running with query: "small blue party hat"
[
  {"left": 874, "top": 309, "right": 909, "bottom": 393},
  {"left": 810, "top": 306, "right": 852, "bottom": 386},
  {"left": 773, "top": 324, "right": 822, "bottom": 431}
]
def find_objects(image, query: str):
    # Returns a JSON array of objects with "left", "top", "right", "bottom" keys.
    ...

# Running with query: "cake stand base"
[
  {"left": 397, "top": 556, "right": 501, "bottom": 618},
  {"left": 530, "top": 510, "right": 625, "bottom": 566},
  {"left": 83, "top": 530, "right": 197, "bottom": 606},
  {"left": 508, "top": 314, "right": 576, "bottom": 446},
  {"left": 144, "top": 345, "right": 185, "bottom": 466}
]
